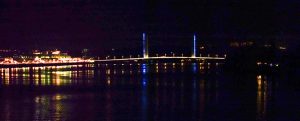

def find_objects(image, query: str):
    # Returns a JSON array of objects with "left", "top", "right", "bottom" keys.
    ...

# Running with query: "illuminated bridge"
[
  {"left": 95, "top": 33, "right": 226, "bottom": 64},
  {"left": 0, "top": 33, "right": 226, "bottom": 68},
  {"left": 94, "top": 56, "right": 225, "bottom": 62}
]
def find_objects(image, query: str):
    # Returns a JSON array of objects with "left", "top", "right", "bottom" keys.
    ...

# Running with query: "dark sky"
[{"left": 0, "top": 0, "right": 299, "bottom": 51}]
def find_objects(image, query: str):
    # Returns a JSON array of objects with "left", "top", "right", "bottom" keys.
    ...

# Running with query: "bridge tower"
[
  {"left": 192, "top": 34, "right": 197, "bottom": 58},
  {"left": 142, "top": 33, "right": 149, "bottom": 58}
]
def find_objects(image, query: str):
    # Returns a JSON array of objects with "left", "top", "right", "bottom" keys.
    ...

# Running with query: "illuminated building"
[
  {"left": 0, "top": 49, "right": 20, "bottom": 58},
  {"left": 31, "top": 50, "right": 71, "bottom": 61},
  {"left": 229, "top": 41, "right": 254, "bottom": 47},
  {"left": 81, "top": 49, "right": 89, "bottom": 59}
]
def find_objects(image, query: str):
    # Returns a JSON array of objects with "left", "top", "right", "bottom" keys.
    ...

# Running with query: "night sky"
[{"left": 0, "top": 0, "right": 299, "bottom": 52}]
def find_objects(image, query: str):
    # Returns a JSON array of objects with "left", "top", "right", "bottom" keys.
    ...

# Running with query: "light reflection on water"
[
  {"left": 256, "top": 74, "right": 273, "bottom": 121},
  {"left": 34, "top": 94, "right": 66, "bottom": 121},
  {"left": 0, "top": 63, "right": 298, "bottom": 121},
  {"left": 0, "top": 65, "right": 94, "bottom": 86}
]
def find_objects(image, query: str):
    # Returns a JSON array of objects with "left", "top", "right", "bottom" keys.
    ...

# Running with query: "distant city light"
[
  {"left": 52, "top": 50, "right": 61, "bottom": 55},
  {"left": 279, "top": 46, "right": 287, "bottom": 50}
]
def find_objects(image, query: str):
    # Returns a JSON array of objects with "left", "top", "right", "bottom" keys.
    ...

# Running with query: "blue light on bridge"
[
  {"left": 143, "top": 33, "right": 146, "bottom": 56},
  {"left": 143, "top": 33, "right": 146, "bottom": 42},
  {"left": 142, "top": 32, "right": 148, "bottom": 58},
  {"left": 193, "top": 34, "right": 196, "bottom": 57}
]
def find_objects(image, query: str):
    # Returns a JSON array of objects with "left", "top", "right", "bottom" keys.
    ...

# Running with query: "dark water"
[{"left": 0, "top": 63, "right": 299, "bottom": 121}]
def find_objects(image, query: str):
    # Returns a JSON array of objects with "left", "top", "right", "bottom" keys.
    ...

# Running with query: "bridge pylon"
[
  {"left": 192, "top": 34, "right": 197, "bottom": 58},
  {"left": 142, "top": 33, "right": 149, "bottom": 58}
]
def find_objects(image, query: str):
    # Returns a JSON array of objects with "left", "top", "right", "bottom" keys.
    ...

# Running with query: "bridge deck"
[{"left": 94, "top": 56, "right": 225, "bottom": 62}]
